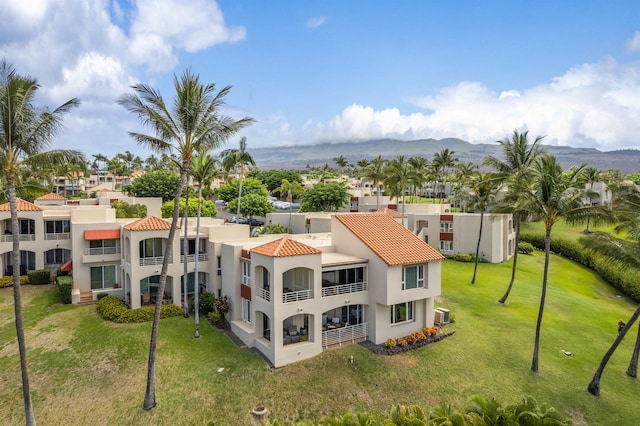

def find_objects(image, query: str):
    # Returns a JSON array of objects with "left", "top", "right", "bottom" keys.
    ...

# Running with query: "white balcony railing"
[
  {"left": 84, "top": 246, "right": 121, "bottom": 256},
  {"left": 282, "top": 288, "right": 313, "bottom": 303},
  {"left": 1, "top": 234, "right": 35, "bottom": 242},
  {"left": 44, "top": 232, "right": 70, "bottom": 240},
  {"left": 322, "top": 322, "right": 368, "bottom": 349},
  {"left": 139, "top": 255, "right": 171, "bottom": 266},
  {"left": 321, "top": 281, "right": 367, "bottom": 297},
  {"left": 179, "top": 253, "right": 208, "bottom": 263},
  {"left": 257, "top": 287, "right": 270, "bottom": 302}
]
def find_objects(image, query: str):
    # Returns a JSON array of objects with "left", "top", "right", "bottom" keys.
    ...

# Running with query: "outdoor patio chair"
[{"left": 142, "top": 293, "right": 151, "bottom": 305}]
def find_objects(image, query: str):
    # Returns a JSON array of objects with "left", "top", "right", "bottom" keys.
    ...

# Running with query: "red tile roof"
[
  {"left": 35, "top": 192, "right": 64, "bottom": 201},
  {"left": 376, "top": 208, "right": 404, "bottom": 218},
  {"left": 251, "top": 237, "right": 321, "bottom": 257},
  {"left": 335, "top": 213, "right": 444, "bottom": 266},
  {"left": 0, "top": 198, "right": 43, "bottom": 212},
  {"left": 123, "top": 216, "right": 174, "bottom": 231}
]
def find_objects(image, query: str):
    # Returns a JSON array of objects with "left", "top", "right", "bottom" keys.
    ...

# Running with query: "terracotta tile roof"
[
  {"left": 35, "top": 192, "right": 64, "bottom": 201},
  {"left": 123, "top": 215, "right": 174, "bottom": 231},
  {"left": 251, "top": 237, "right": 321, "bottom": 257},
  {"left": 335, "top": 213, "right": 444, "bottom": 266},
  {"left": 0, "top": 198, "right": 44, "bottom": 212},
  {"left": 376, "top": 208, "right": 404, "bottom": 218}
]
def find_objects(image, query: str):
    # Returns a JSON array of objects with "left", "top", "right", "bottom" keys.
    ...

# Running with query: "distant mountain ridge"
[{"left": 249, "top": 138, "right": 640, "bottom": 173}]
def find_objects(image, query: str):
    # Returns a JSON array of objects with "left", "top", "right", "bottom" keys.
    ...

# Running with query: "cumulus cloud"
[
  {"left": 627, "top": 31, "right": 640, "bottom": 52},
  {"left": 311, "top": 58, "right": 640, "bottom": 150},
  {"left": 307, "top": 16, "right": 326, "bottom": 28}
]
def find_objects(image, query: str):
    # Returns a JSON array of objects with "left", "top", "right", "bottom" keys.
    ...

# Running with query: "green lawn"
[{"left": 1, "top": 251, "right": 638, "bottom": 425}]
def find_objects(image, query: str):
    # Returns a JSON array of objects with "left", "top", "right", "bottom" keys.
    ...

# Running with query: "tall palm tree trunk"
[
  {"left": 8, "top": 175, "right": 36, "bottom": 425},
  {"left": 471, "top": 211, "right": 484, "bottom": 284},
  {"left": 499, "top": 216, "right": 521, "bottom": 303},
  {"left": 531, "top": 226, "right": 552, "bottom": 372},
  {"left": 193, "top": 191, "right": 202, "bottom": 338},
  {"left": 143, "top": 167, "right": 186, "bottom": 410},
  {"left": 236, "top": 166, "right": 244, "bottom": 218},
  {"left": 588, "top": 305, "right": 640, "bottom": 395},
  {"left": 626, "top": 322, "right": 640, "bottom": 378},
  {"left": 182, "top": 183, "right": 190, "bottom": 318},
  {"left": 376, "top": 183, "right": 380, "bottom": 210}
]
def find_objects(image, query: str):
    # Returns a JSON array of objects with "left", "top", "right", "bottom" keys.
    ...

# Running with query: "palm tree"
[
  {"left": 0, "top": 58, "right": 83, "bottom": 426},
  {"left": 361, "top": 155, "right": 386, "bottom": 210},
  {"left": 221, "top": 136, "right": 255, "bottom": 218},
  {"left": 580, "top": 166, "right": 603, "bottom": 233},
  {"left": 463, "top": 172, "right": 502, "bottom": 284},
  {"left": 524, "top": 155, "right": 587, "bottom": 372},
  {"left": 484, "top": 130, "right": 544, "bottom": 304},
  {"left": 384, "top": 155, "right": 415, "bottom": 226},
  {"left": 432, "top": 148, "right": 458, "bottom": 203},
  {"left": 408, "top": 156, "right": 429, "bottom": 202},
  {"left": 275, "top": 178, "right": 303, "bottom": 231},
  {"left": 333, "top": 155, "right": 350, "bottom": 181},
  {"left": 190, "top": 152, "right": 220, "bottom": 338},
  {"left": 118, "top": 68, "right": 253, "bottom": 410}
]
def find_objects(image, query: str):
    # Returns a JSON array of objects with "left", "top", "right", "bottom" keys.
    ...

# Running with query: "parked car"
[
  {"left": 290, "top": 202, "right": 301, "bottom": 210},
  {"left": 214, "top": 199, "right": 227, "bottom": 206},
  {"left": 248, "top": 218, "right": 264, "bottom": 226}
]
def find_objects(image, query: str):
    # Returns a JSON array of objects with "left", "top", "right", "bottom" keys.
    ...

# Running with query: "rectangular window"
[
  {"left": 440, "top": 241, "right": 453, "bottom": 251},
  {"left": 440, "top": 222, "right": 453, "bottom": 233},
  {"left": 217, "top": 256, "right": 222, "bottom": 276},
  {"left": 242, "top": 298, "right": 251, "bottom": 323},
  {"left": 402, "top": 265, "right": 424, "bottom": 290},
  {"left": 241, "top": 261, "right": 251, "bottom": 285},
  {"left": 140, "top": 238, "right": 162, "bottom": 258},
  {"left": 391, "top": 301, "right": 415, "bottom": 324},
  {"left": 45, "top": 220, "right": 70, "bottom": 234},
  {"left": 90, "top": 265, "right": 117, "bottom": 289}
]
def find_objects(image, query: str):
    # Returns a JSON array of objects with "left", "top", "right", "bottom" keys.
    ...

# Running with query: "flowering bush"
[
  {"left": 385, "top": 338, "right": 397, "bottom": 349},
  {"left": 397, "top": 338, "right": 408, "bottom": 347},
  {"left": 406, "top": 333, "right": 418, "bottom": 344},
  {"left": 416, "top": 331, "right": 426, "bottom": 342}
]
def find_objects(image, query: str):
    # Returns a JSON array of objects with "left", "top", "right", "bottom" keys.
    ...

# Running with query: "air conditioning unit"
[{"left": 434, "top": 308, "right": 450, "bottom": 325}]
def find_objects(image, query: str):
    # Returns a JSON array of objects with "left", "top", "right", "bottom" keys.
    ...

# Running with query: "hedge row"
[
  {"left": 96, "top": 295, "right": 183, "bottom": 323},
  {"left": 57, "top": 276, "right": 73, "bottom": 304},
  {"left": 27, "top": 269, "right": 52, "bottom": 284},
  {"left": 520, "top": 230, "right": 640, "bottom": 303},
  {"left": 0, "top": 275, "right": 28, "bottom": 288}
]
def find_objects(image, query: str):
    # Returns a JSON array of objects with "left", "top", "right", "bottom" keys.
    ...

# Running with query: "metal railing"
[
  {"left": 257, "top": 287, "right": 270, "bottom": 302},
  {"left": 321, "top": 281, "right": 367, "bottom": 297},
  {"left": 84, "top": 246, "right": 120, "bottom": 255},
  {"left": 282, "top": 288, "right": 313, "bottom": 303},
  {"left": 179, "top": 253, "right": 208, "bottom": 263},
  {"left": 1, "top": 234, "right": 35, "bottom": 242},
  {"left": 44, "top": 232, "right": 70, "bottom": 240},
  {"left": 322, "top": 322, "right": 368, "bottom": 349},
  {"left": 139, "top": 255, "right": 172, "bottom": 266}
]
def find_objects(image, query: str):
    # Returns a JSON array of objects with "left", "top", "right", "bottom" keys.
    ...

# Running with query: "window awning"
[
  {"left": 60, "top": 259, "right": 72, "bottom": 272},
  {"left": 84, "top": 229, "right": 121, "bottom": 240}
]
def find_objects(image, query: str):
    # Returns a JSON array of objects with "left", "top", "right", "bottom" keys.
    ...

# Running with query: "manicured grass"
[{"left": 1, "top": 252, "right": 639, "bottom": 425}]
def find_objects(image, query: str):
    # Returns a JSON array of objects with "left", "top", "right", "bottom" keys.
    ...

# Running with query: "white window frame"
[
  {"left": 242, "top": 297, "right": 251, "bottom": 323},
  {"left": 391, "top": 301, "right": 415, "bottom": 324},
  {"left": 402, "top": 265, "right": 425, "bottom": 290},
  {"left": 440, "top": 241, "right": 453, "bottom": 251},
  {"left": 440, "top": 222, "right": 453, "bottom": 233},
  {"left": 241, "top": 260, "right": 251, "bottom": 286}
]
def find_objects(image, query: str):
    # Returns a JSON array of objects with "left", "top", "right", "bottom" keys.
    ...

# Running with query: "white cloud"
[
  {"left": 310, "top": 58, "right": 640, "bottom": 150},
  {"left": 307, "top": 16, "right": 326, "bottom": 28},
  {"left": 627, "top": 31, "right": 640, "bottom": 52}
]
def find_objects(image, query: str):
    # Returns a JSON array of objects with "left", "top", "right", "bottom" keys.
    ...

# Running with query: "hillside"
[{"left": 250, "top": 138, "right": 640, "bottom": 173}]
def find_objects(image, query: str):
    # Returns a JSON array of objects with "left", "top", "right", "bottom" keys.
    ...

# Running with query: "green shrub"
[
  {"left": 56, "top": 276, "right": 73, "bottom": 304},
  {"left": 208, "top": 311, "right": 221, "bottom": 326},
  {"left": 199, "top": 292, "right": 215, "bottom": 315},
  {"left": 96, "top": 292, "right": 109, "bottom": 300},
  {"left": 517, "top": 241, "right": 534, "bottom": 254},
  {"left": 27, "top": 269, "right": 51, "bottom": 284},
  {"left": 0, "top": 276, "right": 14, "bottom": 288},
  {"left": 453, "top": 253, "right": 473, "bottom": 262},
  {"left": 96, "top": 296, "right": 183, "bottom": 323}
]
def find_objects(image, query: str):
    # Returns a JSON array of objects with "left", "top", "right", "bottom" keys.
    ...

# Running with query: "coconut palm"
[
  {"left": 333, "top": 155, "right": 350, "bottom": 181},
  {"left": 463, "top": 172, "right": 502, "bottom": 284},
  {"left": 432, "top": 148, "right": 458, "bottom": 202},
  {"left": 221, "top": 136, "right": 255, "bottom": 218},
  {"left": 190, "top": 152, "right": 220, "bottom": 338},
  {"left": 361, "top": 155, "right": 386, "bottom": 210},
  {"left": 384, "top": 155, "right": 415, "bottom": 225},
  {"left": 275, "top": 178, "right": 304, "bottom": 231},
  {"left": 408, "top": 156, "right": 430, "bottom": 202},
  {"left": 580, "top": 166, "right": 604, "bottom": 233},
  {"left": 0, "top": 58, "right": 84, "bottom": 426},
  {"left": 484, "top": 130, "right": 544, "bottom": 304},
  {"left": 524, "top": 155, "right": 588, "bottom": 372},
  {"left": 118, "top": 68, "right": 253, "bottom": 410}
]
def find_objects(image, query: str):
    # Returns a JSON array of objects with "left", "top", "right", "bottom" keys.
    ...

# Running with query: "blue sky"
[{"left": 1, "top": 0, "right": 640, "bottom": 160}]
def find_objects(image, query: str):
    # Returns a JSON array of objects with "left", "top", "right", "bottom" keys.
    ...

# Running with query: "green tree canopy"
[
  {"left": 247, "top": 168, "right": 303, "bottom": 193},
  {"left": 227, "top": 192, "right": 273, "bottom": 218},
  {"left": 128, "top": 170, "right": 180, "bottom": 202},
  {"left": 301, "top": 181, "right": 350, "bottom": 212},
  {"left": 217, "top": 176, "right": 268, "bottom": 202},
  {"left": 161, "top": 197, "right": 216, "bottom": 218},
  {"left": 113, "top": 200, "right": 147, "bottom": 218}
]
